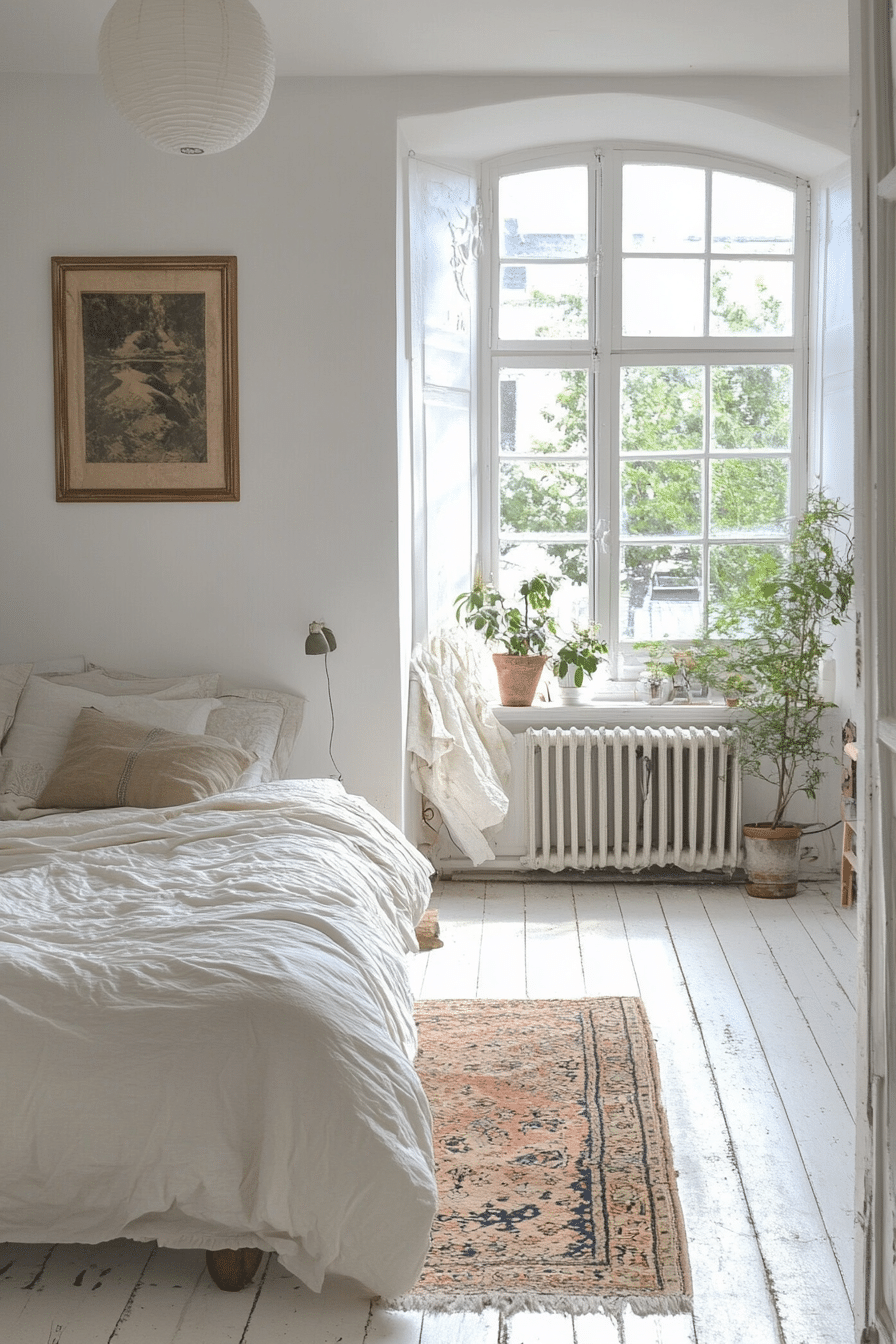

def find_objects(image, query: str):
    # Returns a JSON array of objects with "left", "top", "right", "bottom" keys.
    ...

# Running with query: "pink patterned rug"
[{"left": 393, "top": 998, "right": 691, "bottom": 1317}]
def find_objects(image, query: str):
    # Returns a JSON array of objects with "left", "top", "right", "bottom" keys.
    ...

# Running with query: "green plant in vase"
[
  {"left": 634, "top": 640, "right": 678, "bottom": 704},
  {"left": 551, "top": 623, "right": 609, "bottom": 703}
]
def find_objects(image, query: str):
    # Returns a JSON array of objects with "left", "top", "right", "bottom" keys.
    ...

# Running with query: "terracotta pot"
[
  {"left": 742, "top": 823, "right": 802, "bottom": 898},
  {"left": 492, "top": 653, "right": 547, "bottom": 707}
]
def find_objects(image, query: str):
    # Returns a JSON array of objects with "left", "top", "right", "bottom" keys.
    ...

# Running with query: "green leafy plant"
[
  {"left": 634, "top": 639, "right": 678, "bottom": 688},
  {"left": 710, "top": 489, "right": 854, "bottom": 828},
  {"left": 454, "top": 574, "right": 559, "bottom": 656},
  {"left": 552, "top": 623, "right": 609, "bottom": 687},
  {"left": 674, "top": 641, "right": 746, "bottom": 701}
]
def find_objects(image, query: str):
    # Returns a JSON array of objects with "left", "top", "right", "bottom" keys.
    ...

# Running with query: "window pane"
[
  {"left": 501, "top": 461, "right": 588, "bottom": 534},
  {"left": 623, "top": 259, "right": 705, "bottom": 336},
  {"left": 620, "top": 460, "right": 702, "bottom": 537},
  {"left": 499, "top": 264, "right": 588, "bottom": 340},
  {"left": 500, "top": 368, "right": 588, "bottom": 455},
  {"left": 621, "top": 365, "right": 703, "bottom": 453},
  {"left": 710, "top": 262, "right": 793, "bottom": 336},
  {"left": 712, "top": 173, "right": 795, "bottom": 255},
  {"left": 710, "top": 459, "right": 789, "bottom": 536},
  {"left": 709, "top": 543, "right": 787, "bottom": 632},
  {"left": 622, "top": 164, "right": 705, "bottom": 252},
  {"left": 711, "top": 365, "right": 792, "bottom": 451},
  {"left": 500, "top": 540, "right": 589, "bottom": 629},
  {"left": 499, "top": 167, "right": 589, "bottom": 259},
  {"left": 620, "top": 544, "right": 703, "bottom": 641}
]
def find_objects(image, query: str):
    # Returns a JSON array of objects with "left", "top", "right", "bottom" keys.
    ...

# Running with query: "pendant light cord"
[{"left": 324, "top": 652, "right": 342, "bottom": 782}]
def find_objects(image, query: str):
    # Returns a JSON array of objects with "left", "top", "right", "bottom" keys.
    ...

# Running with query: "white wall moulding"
[{"left": 98, "top": 0, "right": 275, "bottom": 156}]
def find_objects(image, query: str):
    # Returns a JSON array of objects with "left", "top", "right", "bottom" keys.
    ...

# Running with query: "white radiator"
[{"left": 525, "top": 725, "right": 742, "bottom": 873}]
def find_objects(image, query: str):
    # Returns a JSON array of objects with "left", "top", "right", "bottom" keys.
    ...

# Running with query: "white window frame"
[{"left": 479, "top": 142, "right": 810, "bottom": 656}]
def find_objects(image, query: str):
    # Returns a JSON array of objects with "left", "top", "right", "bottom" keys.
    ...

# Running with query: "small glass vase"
[{"left": 636, "top": 673, "right": 671, "bottom": 705}]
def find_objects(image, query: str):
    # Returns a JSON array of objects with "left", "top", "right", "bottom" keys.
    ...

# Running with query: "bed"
[{"left": 0, "top": 659, "right": 437, "bottom": 1299}]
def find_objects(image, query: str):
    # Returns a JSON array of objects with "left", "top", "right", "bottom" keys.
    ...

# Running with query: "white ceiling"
[{"left": 0, "top": 0, "right": 849, "bottom": 77}]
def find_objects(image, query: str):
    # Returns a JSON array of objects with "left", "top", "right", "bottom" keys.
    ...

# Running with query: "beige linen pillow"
[{"left": 36, "top": 709, "right": 256, "bottom": 810}]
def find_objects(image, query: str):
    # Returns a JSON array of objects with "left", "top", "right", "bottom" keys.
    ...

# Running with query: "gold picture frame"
[{"left": 52, "top": 256, "right": 239, "bottom": 502}]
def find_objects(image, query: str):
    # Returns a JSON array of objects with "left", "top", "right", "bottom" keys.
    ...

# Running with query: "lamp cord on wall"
[{"left": 324, "top": 652, "right": 342, "bottom": 782}]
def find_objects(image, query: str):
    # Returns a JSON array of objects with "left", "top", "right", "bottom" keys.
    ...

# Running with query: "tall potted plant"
[
  {"left": 712, "top": 489, "right": 854, "bottom": 897},
  {"left": 454, "top": 574, "right": 558, "bottom": 706}
]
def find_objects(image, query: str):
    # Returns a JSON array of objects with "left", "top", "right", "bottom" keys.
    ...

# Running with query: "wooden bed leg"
[{"left": 205, "top": 1247, "right": 264, "bottom": 1291}]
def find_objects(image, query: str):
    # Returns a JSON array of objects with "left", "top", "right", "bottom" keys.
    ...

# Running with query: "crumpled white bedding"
[{"left": 0, "top": 779, "right": 438, "bottom": 1297}]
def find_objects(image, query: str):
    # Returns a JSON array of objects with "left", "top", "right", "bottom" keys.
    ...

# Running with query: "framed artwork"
[{"left": 51, "top": 256, "right": 239, "bottom": 502}]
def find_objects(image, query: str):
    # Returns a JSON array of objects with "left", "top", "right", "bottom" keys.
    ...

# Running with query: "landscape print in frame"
[{"left": 52, "top": 256, "right": 238, "bottom": 501}]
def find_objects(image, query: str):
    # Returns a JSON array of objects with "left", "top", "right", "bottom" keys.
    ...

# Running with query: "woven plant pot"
[
  {"left": 742, "top": 823, "right": 802, "bottom": 899},
  {"left": 493, "top": 653, "right": 547, "bottom": 707}
]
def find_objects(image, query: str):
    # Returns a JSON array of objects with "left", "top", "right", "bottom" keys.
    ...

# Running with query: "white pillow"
[
  {"left": 0, "top": 663, "right": 32, "bottom": 746},
  {"left": 216, "top": 682, "right": 305, "bottom": 779},
  {"left": 205, "top": 699, "right": 284, "bottom": 786},
  {"left": 28, "top": 664, "right": 303, "bottom": 784},
  {"left": 2, "top": 657, "right": 88, "bottom": 745},
  {"left": 42, "top": 670, "right": 221, "bottom": 699},
  {"left": 32, "top": 656, "right": 88, "bottom": 675},
  {"left": 0, "top": 676, "right": 217, "bottom": 806}
]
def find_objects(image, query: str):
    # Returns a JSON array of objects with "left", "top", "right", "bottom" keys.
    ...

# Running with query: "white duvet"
[{"left": 0, "top": 779, "right": 437, "bottom": 1297}]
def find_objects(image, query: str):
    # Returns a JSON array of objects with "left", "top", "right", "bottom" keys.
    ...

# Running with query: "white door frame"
[{"left": 850, "top": 2, "right": 896, "bottom": 1339}]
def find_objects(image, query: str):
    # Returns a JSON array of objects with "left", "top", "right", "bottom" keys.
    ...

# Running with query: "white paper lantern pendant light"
[{"left": 98, "top": 0, "right": 275, "bottom": 155}]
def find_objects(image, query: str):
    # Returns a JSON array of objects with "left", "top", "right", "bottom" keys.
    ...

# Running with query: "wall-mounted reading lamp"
[{"left": 305, "top": 621, "right": 341, "bottom": 781}]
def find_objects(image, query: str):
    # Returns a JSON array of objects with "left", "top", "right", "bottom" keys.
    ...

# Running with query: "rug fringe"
[{"left": 380, "top": 1291, "right": 693, "bottom": 1318}]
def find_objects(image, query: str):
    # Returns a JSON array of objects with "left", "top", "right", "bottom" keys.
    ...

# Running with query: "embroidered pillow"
[{"left": 36, "top": 709, "right": 255, "bottom": 810}]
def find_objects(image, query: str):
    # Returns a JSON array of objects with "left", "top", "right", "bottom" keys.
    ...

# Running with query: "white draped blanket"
[
  {"left": 408, "top": 634, "right": 513, "bottom": 865},
  {"left": 0, "top": 780, "right": 437, "bottom": 1297}
]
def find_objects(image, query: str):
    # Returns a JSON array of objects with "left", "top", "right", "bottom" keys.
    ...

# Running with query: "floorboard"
[
  {"left": 700, "top": 886, "right": 855, "bottom": 1286},
  {"left": 569, "top": 1312, "right": 621, "bottom": 1343},
  {"left": 0, "top": 878, "right": 857, "bottom": 1344},
  {"left": 243, "top": 1265, "right": 371, "bottom": 1343},
  {"left": 419, "top": 1307, "right": 502, "bottom": 1342},
  {"left": 791, "top": 884, "right": 859, "bottom": 1009},
  {"left": 746, "top": 893, "right": 856, "bottom": 1114},
  {"left": 524, "top": 883, "right": 586, "bottom": 998},
  {"left": 618, "top": 886, "right": 783, "bottom": 1344},
  {"left": 365, "top": 1307, "right": 423, "bottom": 1343},
  {"left": 571, "top": 887, "right": 640, "bottom": 997},
  {"left": 504, "top": 1309, "right": 576, "bottom": 1342},
  {"left": 0, "top": 1240, "right": 155, "bottom": 1344},
  {"left": 108, "top": 1245, "right": 210, "bottom": 1343},
  {"left": 662, "top": 886, "right": 853, "bottom": 1344},
  {"left": 475, "top": 882, "right": 527, "bottom": 998},
  {"left": 415, "top": 884, "right": 483, "bottom": 1000}
]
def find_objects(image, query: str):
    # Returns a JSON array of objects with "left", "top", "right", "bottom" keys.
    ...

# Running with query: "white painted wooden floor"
[{"left": 0, "top": 878, "right": 857, "bottom": 1344}]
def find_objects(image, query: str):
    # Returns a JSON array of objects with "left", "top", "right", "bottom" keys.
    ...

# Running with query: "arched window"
[{"left": 482, "top": 146, "right": 808, "bottom": 651}]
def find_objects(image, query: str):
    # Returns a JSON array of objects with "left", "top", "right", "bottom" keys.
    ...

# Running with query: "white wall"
[{"left": 0, "top": 72, "right": 849, "bottom": 827}]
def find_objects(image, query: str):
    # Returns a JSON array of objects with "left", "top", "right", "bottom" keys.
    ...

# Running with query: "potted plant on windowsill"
[
  {"left": 633, "top": 640, "right": 677, "bottom": 705},
  {"left": 454, "top": 573, "right": 558, "bottom": 706},
  {"left": 711, "top": 489, "right": 854, "bottom": 898},
  {"left": 551, "top": 623, "right": 610, "bottom": 704}
]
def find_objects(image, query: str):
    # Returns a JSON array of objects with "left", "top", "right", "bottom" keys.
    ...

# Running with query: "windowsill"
[{"left": 493, "top": 695, "right": 738, "bottom": 730}]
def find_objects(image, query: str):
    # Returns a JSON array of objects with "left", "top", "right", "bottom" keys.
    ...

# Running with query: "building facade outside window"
[{"left": 481, "top": 146, "right": 809, "bottom": 656}]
